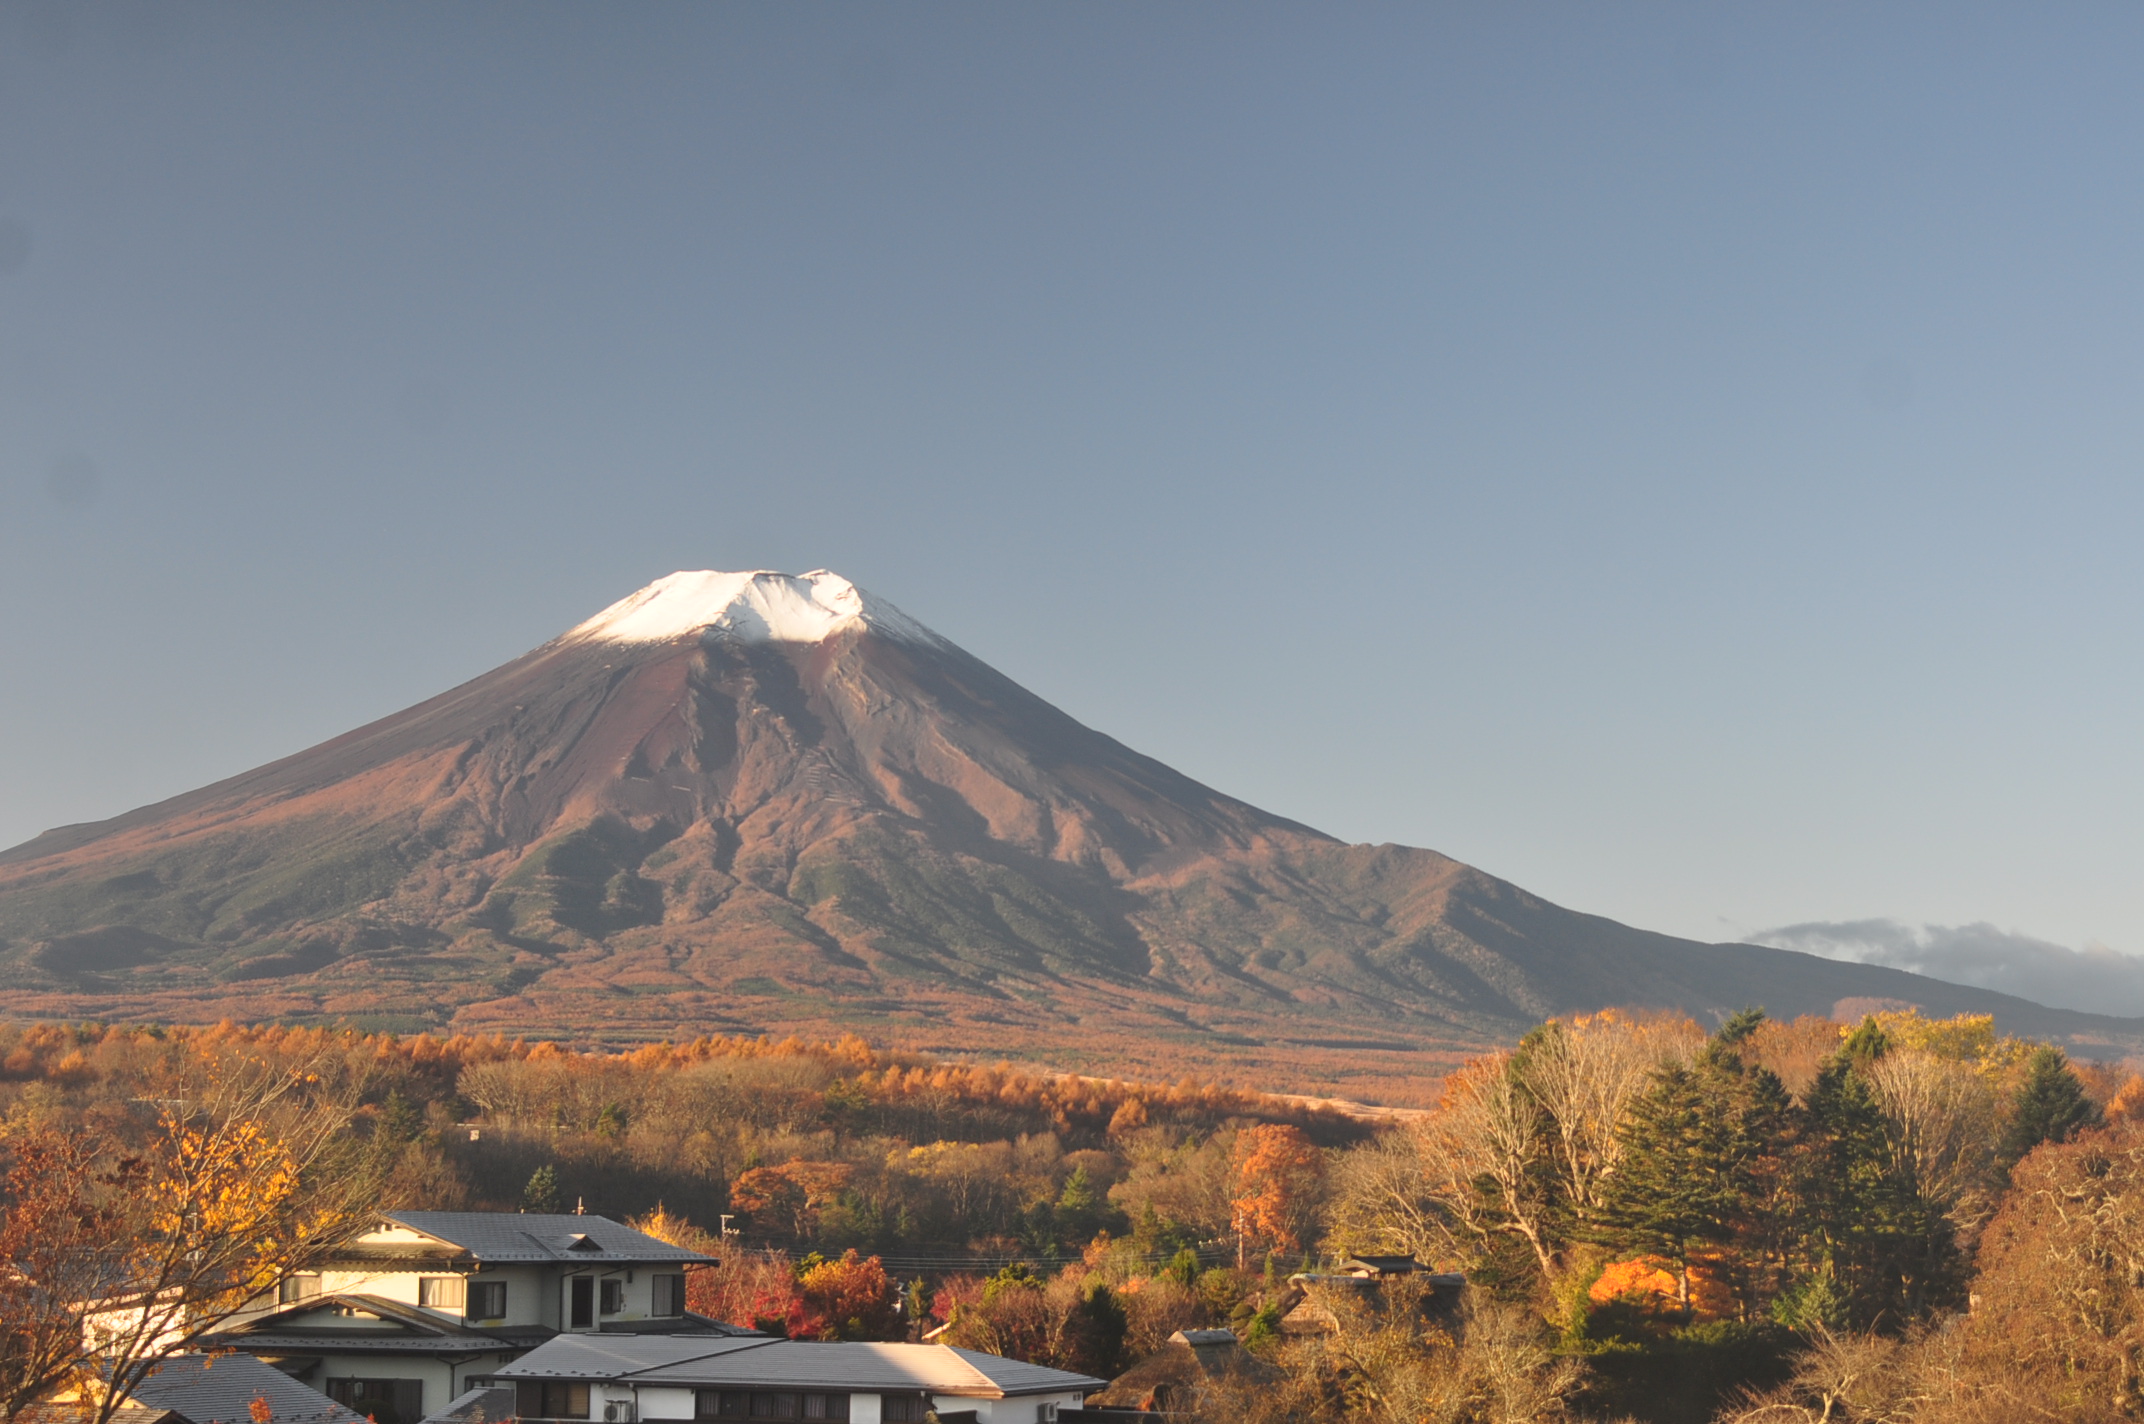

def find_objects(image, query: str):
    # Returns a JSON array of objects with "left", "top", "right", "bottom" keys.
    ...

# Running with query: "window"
[
  {"left": 651, "top": 1273, "right": 685, "bottom": 1316},
  {"left": 466, "top": 1279, "right": 508, "bottom": 1321},
  {"left": 278, "top": 1273, "right": 322, "bottom": 1304},
  {"left": 693, "top": 1397, "right": 844, "bottom": 1422},
  {"left": 516, "top": 1383, "right": 590, "bottom": 1420},
  {"left": 327, "top": 1379, "right": 424, "bottom": 1424},
  {"left": 599, "top": 1278, "right": 625, "bottom": 1314},
  {"left": 570, "top": 1277, "right": 595, "bottom": 1329},
  {"left": 880, "top": 1400, "right": 924, "bottom": 1423},
  {"left": 418, "top": 1276, "right": 465, "bottom": 1310}
]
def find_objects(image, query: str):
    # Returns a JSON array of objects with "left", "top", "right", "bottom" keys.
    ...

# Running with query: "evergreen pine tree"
[
  {"left": 1839, "top": 1016, "right": 1891, "bottom": 1065},
  {"left": 377, "top": 1090, "right": 423, "bottom": 1145},
  {"left": 366, "top": 1090, "right": 425, "bottom": 1175},
  {"left": 1592, "top": 1027, "right": 1791, "bottom": 1315},
  {"left": 1999, "top": 1045, "right": 2102, "bottom": 1169},
  {"left": 1068, "top": 1280, "right": 1130, "bottom": 1377},
  {"left": 1056, "top": 1165, "right": 1103, "bottom": 1244},
  {"left": 1716, "top": 1007, "right": 1767, "bottom": 1045},
  {"left": 523, "top": 1164, "right": 561, "bottom": 1214},
  {"left": 1793, "top": 1052, "right": 1961, "bottom": 1329}
]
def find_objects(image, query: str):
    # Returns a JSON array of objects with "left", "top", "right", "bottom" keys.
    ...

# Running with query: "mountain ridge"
[{"left": 2, "top": 570, "right": 2132, "bottom": 1102}]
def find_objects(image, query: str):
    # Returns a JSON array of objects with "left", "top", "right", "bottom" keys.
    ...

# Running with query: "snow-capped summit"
[{"left": 563, "top": 569, "right": 939, "bottom": 646}]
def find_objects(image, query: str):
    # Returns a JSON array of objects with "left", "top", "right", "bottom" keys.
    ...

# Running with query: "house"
[
  {"left": 495, "top": 1331, "right": 1106, "bottom": 1423},
  {"left": 203, "top": 1213, "right": 739, "bottom": 1424},
  {"left": 277, "top": 1212, "right": 721, "bottom": 1331},
  {"left": 1085, "top": 1328, "right": 1272, "bottom": 1415},
  {"left": 21, "top": 1353, "right": 365, "bottom": 1424},
  {"left": 1333, "top": 1255, "right": 1425, "bottom": 1278},
  {"left": 1278, "top": 1267, "right": 1465, "bottom": 1336},
  {"left": 200, "top": 1293, "right": 546, "bottom": 1424}
]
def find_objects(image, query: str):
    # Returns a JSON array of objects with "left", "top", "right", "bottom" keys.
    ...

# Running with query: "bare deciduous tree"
[
  {"left": 1421, "top": 1057, "right": 1559, "bottom": 1283},
  {"left": 1514, "top": 1011, "right": 1700, "bottom": 1227},
  {"left": 1196, "top": 1280, "right": 1583, "bottom": 1424},
  {"left": 1863, "top": 1050, "right": 2005, "bottom": 1235},
  {"left": 1324, "top": 1127, "right": 1468, "bottom": 1265},
  {"left": 1713, "top": 1328, "right": 1918, "bottom": 1424}
]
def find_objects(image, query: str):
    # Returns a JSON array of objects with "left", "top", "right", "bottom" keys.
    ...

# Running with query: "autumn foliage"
[
  {"left": 0, "top": 1027, "right": 384, "bottom": 1424},
  {"left": 10, "top": 1008, "right": 2143, "bottom": 1424},
  {"left": 1230, "top": 1124, "right": 1326, "bottom": 1253}
]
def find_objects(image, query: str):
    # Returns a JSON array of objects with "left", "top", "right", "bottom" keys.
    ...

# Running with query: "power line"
[{"left": 718, "top": 1242, "right": 1236, "bottom": 1273}]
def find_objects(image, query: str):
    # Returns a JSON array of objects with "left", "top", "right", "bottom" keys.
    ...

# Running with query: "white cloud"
[{"left": 1752, "top": 919, "right": 2144, "bottom": 1018}]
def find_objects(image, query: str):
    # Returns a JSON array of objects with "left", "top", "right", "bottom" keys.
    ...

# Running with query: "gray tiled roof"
[
  {"left": 124, "top": 1354, "right": 366, "bottom": 1424},
  {"left": 494, "top": 1336, "right": 772, "bottom": 1379},
  {"left": 380, "top": 1214, "right": 715, "bottom": 1265},
  {"left": 16, "top": 1405, "right": 182, "bottom": 1424},
  {"left": 417, "top": 1386, "right": 515, "bottom": 1424},
  {"left": 498, "top": 1337, "right": 1104, "bottom": 1399},
  {"left": 944, "top": 1347, "right": 1107, "bottom": 1397},
  {"left": 598, "top": 1314, "right": 760, "bottom": 1338}
]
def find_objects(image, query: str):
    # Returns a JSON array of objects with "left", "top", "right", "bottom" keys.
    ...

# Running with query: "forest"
[{"left": 3, "top": 1008, "right": 2142, "bottom": 1424}]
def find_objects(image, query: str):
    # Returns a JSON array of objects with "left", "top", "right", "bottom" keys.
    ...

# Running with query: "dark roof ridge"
[{"left": 612, "top": 1341, "right": 783, "bottom": 1379}]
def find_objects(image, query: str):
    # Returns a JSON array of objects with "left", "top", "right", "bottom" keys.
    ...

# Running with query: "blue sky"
[{"left": 3, "top": 5, "right": 2143, "bottom": 1005}]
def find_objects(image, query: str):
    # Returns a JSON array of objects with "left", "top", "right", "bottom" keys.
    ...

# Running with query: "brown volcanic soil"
[{"left": 3, "top": 624, "right": 2138, "bottom": 1105}]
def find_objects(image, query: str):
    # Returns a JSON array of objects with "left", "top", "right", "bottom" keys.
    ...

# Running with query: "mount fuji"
[{"left": 1, "top": 570, "right": 2133, "bottom": 1099}]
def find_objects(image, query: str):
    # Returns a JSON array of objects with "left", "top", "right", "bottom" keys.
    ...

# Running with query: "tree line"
[{"left": 5, "top": 1011, "right": 2144, "bottom": 1423}]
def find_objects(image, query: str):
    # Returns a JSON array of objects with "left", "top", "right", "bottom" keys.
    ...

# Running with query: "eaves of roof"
[
  {"left": 499, "top": 1340, "right": 1104, "bottom": 1400},
  {"left": 202, "top": 1294, "right": 534, "bottom": 1352},
  {"left": 194, "top": 1335, "right": 524, "bottom": 1356}
]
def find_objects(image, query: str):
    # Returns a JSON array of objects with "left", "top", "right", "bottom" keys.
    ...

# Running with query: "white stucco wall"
[
  {"left": 308, "top": 1263, "right": 556, "bottom": 1327},
  {"left": 950, "top": 1395, "right": 1081, "bottom": 1422},
  {"left": 615, "top": 1390, "right": 1082, "bottom": 1424},
  {"left": 632, "top": 1387, "right": 696, "bottom": 1420}
]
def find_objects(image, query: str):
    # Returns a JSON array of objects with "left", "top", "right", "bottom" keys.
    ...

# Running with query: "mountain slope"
[{"left": 2, "top": 570, "right": 2132, "bottom": 1100}]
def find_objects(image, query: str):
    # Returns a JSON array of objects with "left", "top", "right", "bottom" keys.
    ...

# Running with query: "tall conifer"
[
  {"left": 1999, "top": 1045, "right": 2101, "bottom": 1170},
  {"left": 1793, "top": 1044, "right": 1961, "bottom": 1328},
  {"left": 1594, "top": 1018, "right": 1790, "bottom": 1315}
]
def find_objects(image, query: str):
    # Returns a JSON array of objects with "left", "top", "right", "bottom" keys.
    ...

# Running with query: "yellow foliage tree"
[{"left": 1, "top": 1039, "right": 385, "bottom": 1424}]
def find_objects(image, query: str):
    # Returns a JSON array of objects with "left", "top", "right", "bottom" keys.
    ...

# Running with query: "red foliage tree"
[
  {"left": 794, "top": 1251, "right": 901, "bottom": 1341},
  {"left": 0, "top": 1128, "right": 123, "bottom": 1418}
]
